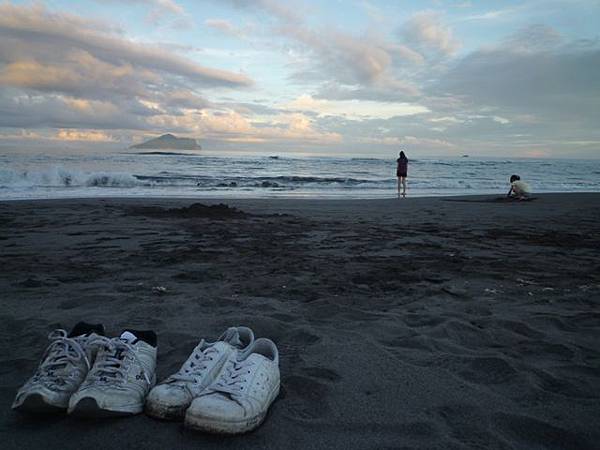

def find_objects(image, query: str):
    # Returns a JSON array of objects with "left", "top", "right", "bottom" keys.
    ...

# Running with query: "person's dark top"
[{"left": 396, "top": 158, "right": 408, "bottom": 177}]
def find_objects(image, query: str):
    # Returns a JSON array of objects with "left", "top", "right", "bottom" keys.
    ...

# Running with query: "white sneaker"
[
  {"left": 184, "top": 338, "right": 280, "bottom": 434},
  {"left": 12, "top": 322, "right": 105, "bottom": 413},
  {"left": 145, "top": 326, "right": 254, "bottom": 420},
  {"left": 68, "top": 330, "right": 157, "bottom": 417}
]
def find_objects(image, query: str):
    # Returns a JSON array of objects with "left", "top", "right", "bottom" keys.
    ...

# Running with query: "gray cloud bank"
[
  {"left": 425, "top": 27, "right": 600, "bottom": 153},
  {"left": 208, "top": 2, "right": 600, "bottom": 155}
]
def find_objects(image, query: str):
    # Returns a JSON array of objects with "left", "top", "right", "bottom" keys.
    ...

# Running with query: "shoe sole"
[
  {"left": 185, "top": 410, "right": 267, "bottom": 434},
  {"left": 69, "top": 397, "right": 143, "bottom": 418},
  {"left": 12, "top": 394, "right": 66, "bottom": 414},
  {"left": 184, "top": 385, "right": 279, "bottom": 434},
  {"left": 145, "top": 401, "right": 187, "bottom": 421}
]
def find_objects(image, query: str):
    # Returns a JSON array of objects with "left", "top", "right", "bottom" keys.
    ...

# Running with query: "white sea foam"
[{"left": 0, "top": 167, "right": 140, "bottom": 189}]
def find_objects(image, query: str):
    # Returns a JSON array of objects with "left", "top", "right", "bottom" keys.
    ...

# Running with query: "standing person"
[{"left": 396, "top": 151, "right": 408, "bottom": 197}]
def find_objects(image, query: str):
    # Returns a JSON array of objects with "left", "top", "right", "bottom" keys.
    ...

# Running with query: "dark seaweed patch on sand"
[{"left": 131, "top": 203, "right": 249, "bottom": 219}]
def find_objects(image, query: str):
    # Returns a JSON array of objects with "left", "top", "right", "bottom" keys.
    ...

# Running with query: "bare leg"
[
  {"left": 401, "top": 177, "right": 407, "bottom": 197},
  {"left": 397, "top": 177, "right": 401, "bottom": 197}
]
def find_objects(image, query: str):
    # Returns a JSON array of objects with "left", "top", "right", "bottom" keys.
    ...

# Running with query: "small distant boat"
[
  {"left": 462, "top": 154, "right": 469, "bottom": 158},
  {"left": 268, "top": 156, "right": 279, "bottom": 159}
]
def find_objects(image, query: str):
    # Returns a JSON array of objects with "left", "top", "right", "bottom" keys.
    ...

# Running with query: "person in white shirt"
[{"left": 507, "top": 174, "right": 532, "bottom": 199}]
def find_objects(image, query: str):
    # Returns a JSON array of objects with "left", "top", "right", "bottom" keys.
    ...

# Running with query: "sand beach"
[{"left": 1, "top": 194, "right": 599, "bottom": 449}]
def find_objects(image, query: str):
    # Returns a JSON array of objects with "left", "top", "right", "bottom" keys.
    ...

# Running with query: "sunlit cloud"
[
  {"left": 98, "top": 0, "right": 191, "bottom": 27},
  {"left": 204, "top": 19, "right": 247, "bottom": 39},
  {"left": 0, "top": 3, "right": 253, "bottom": 91},
  {"left": 360, "top": 135, "right": 457, "bottom": 149},
  {"left": 145, "top": 108, "right": 341, "bottom": 144},
  {"left": 55, "top": 129, "right": 116, "bottom": 142},
  {"left": 400, "top": 11, "right": 461, "bottom": 56},
  {"left": 285, "top": 95, "right": 429, "bottom": 120}
]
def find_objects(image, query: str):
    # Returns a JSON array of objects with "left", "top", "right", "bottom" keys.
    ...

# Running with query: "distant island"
[{"left": 130, "top": 134, "right": 201, "bottom": 150}]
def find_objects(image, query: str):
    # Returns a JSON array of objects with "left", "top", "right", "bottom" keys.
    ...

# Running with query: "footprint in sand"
[
  {"left": 287, "top": 329, "right": 321, "bottom": 346},
  {"left": 530, "top": 367, "right": 597, "bottom": 399},
  {"left": 280, "top": 369, "right": 340, "bottom": 421},
  {"left": 494, "top": 412, "right": 595, "bottom": 450},
  {"left": 436, "top": 403, "right": 493, "bottom": 448},
  {"left": 299, "top": 366, "right": 342, "bottom": 382},
  {"left": 456, "top": 356, "right": 518, "bottom": 385}
]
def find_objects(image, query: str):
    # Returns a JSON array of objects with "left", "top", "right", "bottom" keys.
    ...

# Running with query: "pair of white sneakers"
[
  {"left": 145, "top": 326, "right": 280, "bottom": 434},
  {"left": 12, "top": 322, "right": 157, "bottom": 417}
]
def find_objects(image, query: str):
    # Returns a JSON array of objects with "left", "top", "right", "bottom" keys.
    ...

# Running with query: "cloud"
[
  {"left": 0, "top": 3, "right": 252, "bottom": 89},
  {"left": 146, "top": 108, "right": 342, "bottom": 144},
  {"left": 361, "top": 135, "right": 457, "bottom": 149},
  {"left": 218, "top": 1, "right": 425, "bottom": 104},
  {"left": 503, "top": 24, "right": 562, "bottom": 52},
  {"left": 0, "top": 3, "right": 254, "bottom": 134},
  {"left": 98, "top": 0, "right": 190, "bottom": 27},
  {"left": 205, "top": 19, "right": 238, "bottom": 35},
  {"left": 391, "top": 23, "right": 600, "bottom": 156},
  {"left": 0, "top": 89, "right": 150, "bottom": 130},
  {"left": 0, "top": 4, "right": 340, "bottom": 147},
  {"left": 204, "top": 19, "right": 251, "bottom": 40},
  {"left": 400, "top": 11, "right": 461, "bottom": 56},
  {"left": 224, "top": 0, "right": 303, "bottom": 24},
  {"left": 282, "top": 26, "right": 423, "bottom": 88},
  {"left": 0, "top": 127, "right": 120, "bottom": 144},
  {"left": 285, "top": 94, "right": 429, "bottom": 120},
  {"left": 143, "top": 0, "right": 186, "bottom": 16},
  {"left": 460, "top": 5, "right": 522, "bottom": 22},
  {"left": 433, "top": 26, "right": 600, "bottom": 124},
  {"left": 106, "top": 0, "right": 185, "bottom": 16},
  {"left": 55, "top": 129, "right": 116, "bottom": 142},
  {"left": 2, "top": 1, "right": 597, "bottom": 157},
  {"left": 0, "top": 54, "right": 157, "bottom": 100},
  {"left": 277, "top": 18, "right": 425, "bottom": 91},
  {"left": 315, "top": 80, "right": 420, "bottom": 103},
  {"left": 214, "top": 101, "right": 282, "bottom": 116}
]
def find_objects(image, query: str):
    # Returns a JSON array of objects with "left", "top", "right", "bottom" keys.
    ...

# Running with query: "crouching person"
[{"left": 507, "top": 174, "right": 532, "bottom": 200}]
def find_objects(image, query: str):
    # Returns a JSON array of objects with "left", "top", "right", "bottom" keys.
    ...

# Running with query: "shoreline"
[
  {"left": 1, "top": 193, "right": 599, "bottom": 449},
  {"left": 3, "top": 192, "right": 599, "bottom": 222},
  {"left": 2, "top": 191, "right": 600, "bottom": 204}
]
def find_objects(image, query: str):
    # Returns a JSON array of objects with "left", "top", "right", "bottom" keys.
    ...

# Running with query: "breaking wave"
[
  {"left": 0, "top": 168, "right": 384, "bottom": 190},
  {"left": 0, "top": 168, "right": 140, "bottom": 188}
]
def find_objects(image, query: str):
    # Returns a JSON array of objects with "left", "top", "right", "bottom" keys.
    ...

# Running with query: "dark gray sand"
[{"left": 1, "top": 194, "right": 599, "bottom": 449}]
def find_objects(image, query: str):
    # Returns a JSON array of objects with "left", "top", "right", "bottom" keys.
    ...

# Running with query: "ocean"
[{"left": 1, "top": 148, "right": 599, "bottom": 200}]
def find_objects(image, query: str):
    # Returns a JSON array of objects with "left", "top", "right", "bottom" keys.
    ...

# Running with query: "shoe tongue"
[
  {"left": 211, "top": 341, "right": 232, "bottom": 353},
  {"left": 119, "top": 331, "right": 138, "bottom": 344},
  {"left": 68, "top": 321, "right": 105, "bottom": 338},
  {"left": 221, "top": 328, "right": 242, "bottom": 347}
]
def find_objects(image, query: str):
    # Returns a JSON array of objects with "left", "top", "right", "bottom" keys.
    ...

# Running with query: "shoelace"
[
  {"left": 169, "top": 346, "right": 219, "bottom": 384},
  {"left": 34, "top": 329, "right": 90, "bottom": 383},
  {"left": 86, "top": 336, "right": 151, "bottom": 385},
  {"left": 210, "top": 359, "right": 255, "bottom": 396}
]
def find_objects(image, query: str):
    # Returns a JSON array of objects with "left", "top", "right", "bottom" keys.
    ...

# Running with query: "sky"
[{"left": 0, "top": 0, "right": 599, "bottom": 158}]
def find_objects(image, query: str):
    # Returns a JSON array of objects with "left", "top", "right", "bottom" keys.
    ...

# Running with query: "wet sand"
[{"left": 1, "top": 194, "right": 599, "bottom": 449}]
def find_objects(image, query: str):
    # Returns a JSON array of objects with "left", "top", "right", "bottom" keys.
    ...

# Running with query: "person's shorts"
[{"left": 397, "top": 171, "right": 407, "bottom": 177}]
